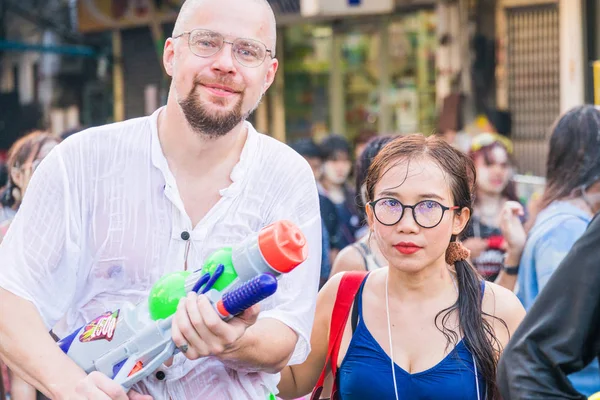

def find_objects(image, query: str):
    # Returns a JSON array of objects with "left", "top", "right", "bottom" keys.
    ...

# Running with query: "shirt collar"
[{"left": 150, "top": 106, "right": 258, "bottom": 197}]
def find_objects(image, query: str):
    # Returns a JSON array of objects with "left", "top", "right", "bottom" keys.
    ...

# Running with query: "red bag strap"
[{"left": 310, "top": 271, "right": 367, "bottom": 400}]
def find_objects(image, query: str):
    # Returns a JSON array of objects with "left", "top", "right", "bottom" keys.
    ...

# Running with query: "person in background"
[
  {"left": 514, "top": 104, "right": 600, "bottom": 397},
  {"left": 497, "top": 212, "right": 600, "bottom": 399},
  {"left": 352, "top": 129, "right": 377, "bottom": 161},
  {"left": 319, "top": 134, "right": 361, "bottom": 251},
  {"left": 463, "top": 132, "right": 524, "bottom": 289},
  {"left": 329, "top": 135, "right": 395, "bottom": 276},
  {"left": 289, "top": 138, "right": 336, "bottom": 288},
  {"left": 0, "top": 130, "right": 59, "bottom": 400},
  {"left": 0, "top": 131, "right": 60, "bottom": 242},
  {"left": 59, "top": 125, "right": 89, "bottom": 141}
]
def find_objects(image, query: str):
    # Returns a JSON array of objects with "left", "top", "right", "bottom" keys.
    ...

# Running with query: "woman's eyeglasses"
[{"left": 368, "top": 198, "right": 459, "bottom": 229}]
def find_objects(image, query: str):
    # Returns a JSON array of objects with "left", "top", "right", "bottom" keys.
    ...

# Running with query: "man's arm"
[
  {"left": 0, "top": 146, "right": 151, "bottom": 400},
  {"left": 497, "top": 213, "right": 600, "bottom": 399},
  {"left": 0, "top": 289, "right": 87, "bottom": 398}
]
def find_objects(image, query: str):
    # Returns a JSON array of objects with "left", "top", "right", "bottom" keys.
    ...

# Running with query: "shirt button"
[
  {"left": 155, "top": 370, "right": 166, "bottom": 380},
  {"left": 181, "top": 231, "right": 190, "bottom": 241}
]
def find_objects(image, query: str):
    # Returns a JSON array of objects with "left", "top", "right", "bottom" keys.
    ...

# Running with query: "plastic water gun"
[{"left": 57, "top": 220, "right": 308, "bottom": 390}]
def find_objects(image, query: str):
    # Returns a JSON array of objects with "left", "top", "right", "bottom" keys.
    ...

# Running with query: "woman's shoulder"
[
  {"left": 331, "top": 243, "right": 367, "bottom": 275},
  {"left": 481, "top": 281, "right": 526, "bottom": 333}
]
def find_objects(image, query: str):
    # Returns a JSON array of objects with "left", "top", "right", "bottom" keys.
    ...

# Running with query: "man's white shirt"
[{"left": 0, "top": 107, "right": 322, "bottom": 399}]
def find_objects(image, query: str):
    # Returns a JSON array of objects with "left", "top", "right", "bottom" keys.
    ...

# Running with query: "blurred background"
[{"left": 0, "top": 0, "right": 597, "bottom": 196}]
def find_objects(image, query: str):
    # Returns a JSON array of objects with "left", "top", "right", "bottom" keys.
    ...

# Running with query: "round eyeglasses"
[
  {"left": 173, "top": 29, "right": 274, "bottom": 68},
  {"left": 368, "top": 198, "right": 459, "bottom": 229}
]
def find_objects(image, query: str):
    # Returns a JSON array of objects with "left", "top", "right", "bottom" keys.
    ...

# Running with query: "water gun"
[{"left": 57, "top": 220, "right": 308, "bottom": 391}]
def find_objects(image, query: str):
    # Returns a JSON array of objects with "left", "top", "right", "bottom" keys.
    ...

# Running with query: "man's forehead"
[{"left": 177, "top": 0, "right": 275, "bottom": 46}]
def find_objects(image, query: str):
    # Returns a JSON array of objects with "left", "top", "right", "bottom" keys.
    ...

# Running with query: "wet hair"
[
  {"left": 320, "top": 134, "right": 351, "bottom": 161},
  {"left": 355, "top": 135, "right": 395, "bottom": 218},
  {"left": 469, "top": 141, "right": 519, "bottom": 203},
  {"left": 1, "top": 131, "right": 58, "bottom": 208},
  {"left": 365, "top": 134, "right": 507, "bottom": 400},
  {"left": 289, "top": 138, "right": 323, "bottom": 160},
  {"left": 541, "top": 105, "right": 600, "bottom": 209}
]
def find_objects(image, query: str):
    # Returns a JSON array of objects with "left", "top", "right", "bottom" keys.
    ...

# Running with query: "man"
[
  {"left": 0, "top": 1, "right": 322, "bottom": 399},
  {"left": 497, "top": 213, "right": 600, "bottom": 399}
]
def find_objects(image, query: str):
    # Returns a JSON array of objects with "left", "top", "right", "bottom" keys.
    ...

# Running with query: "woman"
[
  {"left": 463, "top": 133, "right": 524, "bottom": 289},
  {"left": 516, "top": 105, "right": 600, "bottom": 396},
  {"left": 278, "top": 134, "right": 525, "bottom": 400},
  {"left": 0, "top": 131, "right": 59, "bottom": 242},
  {"left": 329, "top": 136, "right": 394, "bottom": 275},
  {"left": 318, "top": 135, "right": 361, "bottom": 250},
  {"left": 0, "top": 130, "right": 59, "bottom": 400}
]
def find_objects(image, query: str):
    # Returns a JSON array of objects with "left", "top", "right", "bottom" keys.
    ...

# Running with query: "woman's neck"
[
  {"left": 564, "top": 197, "right": 594, "bottom": 217},
  {"left": 321, "top": 179, "right": 345, "bottom": 203},
  {"left": 386, "top": 258, "right": 456, "bottom": 303},
  {"left": 321, "top": 178, "right": 342, "bottom": 192}
]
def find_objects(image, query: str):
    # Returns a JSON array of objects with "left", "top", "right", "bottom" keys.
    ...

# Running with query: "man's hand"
[
  {"left": 171, "top": 292, "right": 260, "bottom": 361},
  {"left": 64, "top": 371, "right": 153, "bottom": 400}
]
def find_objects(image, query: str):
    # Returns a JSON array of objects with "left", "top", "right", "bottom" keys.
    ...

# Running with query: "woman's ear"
[
  {"left": 366, "top": 203, "right": 375, "bottom": 229},
  {"left": 452, "top": 207, "right": 471, "bottom": 236}
]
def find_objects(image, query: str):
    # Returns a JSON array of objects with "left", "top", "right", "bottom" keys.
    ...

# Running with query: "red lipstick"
[{"left": 393, "top": 242, "right": 422, "bottom": 255}]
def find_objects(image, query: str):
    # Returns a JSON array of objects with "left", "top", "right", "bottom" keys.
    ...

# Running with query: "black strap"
[{"left": 351, "top": 287, "right": 360, "bottom": 333}]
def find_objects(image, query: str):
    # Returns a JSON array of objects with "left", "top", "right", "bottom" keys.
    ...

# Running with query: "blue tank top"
[{"left": 337, "top": 275, "right": 486, "bottom": 399}]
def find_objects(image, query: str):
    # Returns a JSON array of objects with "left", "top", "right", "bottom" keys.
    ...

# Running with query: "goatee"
[{"left": 179, "top": 78, "right": 247, "bottom": 139}]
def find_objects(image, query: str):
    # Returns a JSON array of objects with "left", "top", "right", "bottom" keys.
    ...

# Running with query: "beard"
[{"left": 179, "top": 77, "right": 250, "bottom": 139}]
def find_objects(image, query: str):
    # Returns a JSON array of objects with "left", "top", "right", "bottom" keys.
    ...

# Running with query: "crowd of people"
[{"left": 1, "top": 0, "right": 600, "bottom": 399}]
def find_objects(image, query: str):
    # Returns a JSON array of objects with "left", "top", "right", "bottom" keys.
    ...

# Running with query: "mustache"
[{"left": 192, "top": 76, "right": 244, "bottom": 93}]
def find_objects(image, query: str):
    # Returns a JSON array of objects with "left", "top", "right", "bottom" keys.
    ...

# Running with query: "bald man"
[{"left": 0, "top": 1, "right": 322, "bottom": 399}]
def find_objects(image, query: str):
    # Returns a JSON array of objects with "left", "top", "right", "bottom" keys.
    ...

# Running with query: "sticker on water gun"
[{"left": 79, "top": 310, "right": 120, "bottom": 342}]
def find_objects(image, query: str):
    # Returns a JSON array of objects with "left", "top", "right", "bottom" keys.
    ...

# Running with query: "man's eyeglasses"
[
  {"left": 368, "top": 198, "right": 459, "bottom": 229},
  {"left": 173, "top": 29, "right": 274, "bottom": 68}
]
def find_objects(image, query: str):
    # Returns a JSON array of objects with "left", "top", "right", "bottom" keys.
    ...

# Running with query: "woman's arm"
[
  {"left": 482, "top": 282, "right": 526, "bottom": 352},
  {"left": 278, "top": 273, "right": 343, "bottom": 399}
]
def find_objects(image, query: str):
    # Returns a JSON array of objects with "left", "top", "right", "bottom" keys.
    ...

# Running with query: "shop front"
[{"left": 281, "top": 5, "right": 438, "bottom": 144}]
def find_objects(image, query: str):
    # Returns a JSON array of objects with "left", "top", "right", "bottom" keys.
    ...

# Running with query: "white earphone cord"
[{"left": 385, "top": 270, "right": 483, "bottom": 400}]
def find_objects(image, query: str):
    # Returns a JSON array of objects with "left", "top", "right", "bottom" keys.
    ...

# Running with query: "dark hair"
[
  {"left": 541, "top": 105, "right": 600, "bottom": 209},
  {"left": 353, "top": 129, "right": 377, "bottom": 150},
  {"left": 289, "top": 138, "right": 323, "bottom": 160},
  {"left": 320, "top": 134, "right": 351, "bottom": 161},
  {"left": 60, "top": 125, "right": 88, "bottom": 141},
  {"left": 469, "top": 141, "right": 519, "bottom": 203},
  {"left": 365, "top": 134, "right": 507, "bottom": 400},
  {"left": 1, "top": 131, "right": 58, "bottom": 208},
  {"left": 0, "top": 162, "right": 8, "bottom": 189},
  {"left": 355, "top": 135, "right": 396, "bottom": 219}
]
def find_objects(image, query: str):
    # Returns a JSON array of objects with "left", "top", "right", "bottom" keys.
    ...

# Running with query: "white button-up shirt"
[{"left": 0, "top": 108, "right": 322, "bottom": 399}]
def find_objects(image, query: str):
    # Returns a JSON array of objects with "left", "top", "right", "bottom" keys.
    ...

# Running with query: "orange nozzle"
[
  {"left": 128, "top": 361, "right": 144, "bottom": 377},
  {"left": 258, "top": 220, "right": 308, "bottom": 273}
]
